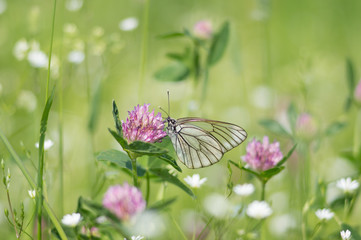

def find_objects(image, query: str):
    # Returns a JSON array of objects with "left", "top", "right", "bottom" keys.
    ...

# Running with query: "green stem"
[
  {"left": 6, "top": 190, "right": 19, "bottom": 238},
  {"left": 261, "top": 181, "right": 266, "bottom": 201},
  {"left": 138, "top": 0, "right": 149, "bottom": 102},
  {"left": 170, "top": 213, "right": 188, "bottom": 240},
  {"left": 145, "top": 171, "right": 150, "bottom": 206},
  {"left": 38, "top": 1, "right": 57, "bottom": 239},
  {"left": 310, "top": 221, "right": 323, "bottom": 239},
  {"left": 131, "top": 158, "right": 138, "bottom": 187},
  {"left": 354, "top": 109, "right": 361, "bottom": 156},
  {"left": 45, "top": 0, "right": 57, "bottom": 102},
  {"left": 58, "top": 70, "right": 64, "bottom": 216},
  {"left": 37, "top": 149, "right": 44, "bottom": 240},
  {"left": 0, "top": 129, "right": 68, "bottom": 240}
]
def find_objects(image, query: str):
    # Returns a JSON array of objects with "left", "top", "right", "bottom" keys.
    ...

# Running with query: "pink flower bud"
[{"left": 193, "top": 20, "right": 213, "bottom": 39}]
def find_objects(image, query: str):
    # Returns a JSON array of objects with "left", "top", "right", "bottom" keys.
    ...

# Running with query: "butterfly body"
[{"left": 166, "top": 116, "right": 247, "bottom": 169}]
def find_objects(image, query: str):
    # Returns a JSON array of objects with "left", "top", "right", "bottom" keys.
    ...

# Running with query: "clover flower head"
[
  {"left": 103, "top": 183, "right": 146, "bottom": 221},
  {"left": 246, "top": 200, "right": 273, "bottom": 219},
  {"left": 315, "top": 208, "right": 334, "bottom": 221},
  {"left": 340, "top": 229, "right": 351, "bottom": 240},
  {"left": 184, "top": 174, "right": 207, "bottom": 188},
  {"left": 121, "top": 104, "right": 167, "bottom": 143},
  {"left": 193, "top": 20, "right": 213, "bottom": 39},
  {"left": 233, "top": 183, "right": 255, "bottom": 197},
  {"left": 355, "top": 79, "right": 361, "bottom": 104},
  {"left": 61, "top": 213, "right": 82, "bottom": 227},
  {"left": 336, "top": 177, "right": 359, "bottom": 194},
  {"left": 242, "top": 136, "right": 283, "bottom": 171}
]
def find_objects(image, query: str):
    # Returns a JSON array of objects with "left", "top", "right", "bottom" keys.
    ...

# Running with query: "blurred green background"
[{"left": 1, "top": 0, "right": 361, "bottom": 239}]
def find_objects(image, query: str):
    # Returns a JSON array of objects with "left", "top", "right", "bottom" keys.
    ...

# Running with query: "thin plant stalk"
[
  {"left": 58, "top": 63, "right": 64, "bottom": 216},
  {"left": 145, "top": 171, "right": 150, "bottom": 206},
  {"left": 137, "top": 0, "right": 149, "bottom": 102},
  {"left": 0, "top": 129, "right": 68, "bottom": 240},
  {"left": 261, "top": 181, "right": 266, "bottom": 200},
  {"left": 354, "top": 109, "right": 361, "bottom": 156},
  {"left": 170, "top": 213, "right": 188, "bottom": 240},
  {"left": 131, "top": 158, "right": 138, "bottom": 187},
  {"left": 5, "top": 185, "right": 19, "bottom": 238},
  {"left": 45, "top": 0, "right": 57, "bottom": 102},
  {"left": 37, "top": 1, "right": 57, "bottom": 238}
]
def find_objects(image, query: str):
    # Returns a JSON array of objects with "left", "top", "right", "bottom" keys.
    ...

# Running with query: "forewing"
[
  {"left": 168, "top": 123, "right": 224, "bottom": 169},
  {"left": 176, "top": 117, "right": 247, "bottom": 152}
]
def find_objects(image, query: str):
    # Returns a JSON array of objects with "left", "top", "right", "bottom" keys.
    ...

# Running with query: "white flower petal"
[
  {"left": 246, "top": 201, "right": 273, "bottom": 219},
  {"left": 61, "top": 213, "right": 82, "bottom": 227}
]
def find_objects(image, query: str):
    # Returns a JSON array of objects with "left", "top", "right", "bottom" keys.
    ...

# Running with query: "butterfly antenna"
[
  {"left": 158, "top": 106, "right": 169, "bottom": 118},
  {"left": 167, "top": 89, "right": 170, "bottom": 116}
]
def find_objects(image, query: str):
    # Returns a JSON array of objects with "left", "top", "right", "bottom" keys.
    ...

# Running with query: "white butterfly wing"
[{"left": 167, "top": 117, "right": 247, "bottom": 169}]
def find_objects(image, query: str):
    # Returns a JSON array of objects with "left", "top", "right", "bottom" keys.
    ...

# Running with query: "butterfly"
[{"left": 163, "top": 93, "right": 247, "bottom": 169}]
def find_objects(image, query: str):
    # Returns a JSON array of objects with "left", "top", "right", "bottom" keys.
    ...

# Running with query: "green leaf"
[
  {"left": 345, "top": 59, "right": 355, "bottom": 112},
  {"left": 157, "top": 32, "right": 185, "bottom": 39},
  {"left": 287, "top": 103, "right": 298, "bottom": 133},
  {"left": 276, "top": 144, "right": 297, "bottom": 167},
  {"left": 96, "top": 149, "right": 146, "bottom": 177},
  {"left": 207, "top": 21, "right": 230, "bottom": 66},
  {"left": 154, "top": 62, "right": 190, "bottom": 82},
  {"left": 158, "top": 154, "right": 182, "bottom": 172},
  {"left": 241, "top": 166, "right": 261, "bottom": 179},
  {"left": 108, "top": 129, "right": 128, "bottom": 149},
  {"left": 324, "top": 121, "right": 347, "bottom": 136},
  {"left": 149, "top": 168, "right": 194, "bottom": 198},
  {"left": 148, "top": 197, "right": 177, "bottom": 211},
  {"left": 259, "top": 119, "right": 290, "bottom": 136},
  {"left": 112, "top": 100, "right": 122, "bottom": 135},
  {"left": 260, "top": 166, "right": 285, "bottom": 180},
  {"left": 127, "top": 141, "right": 168, "bottom": 156}
]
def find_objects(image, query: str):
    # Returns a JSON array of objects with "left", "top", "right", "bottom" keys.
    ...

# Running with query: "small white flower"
[
  {"left": 67, "top": 50, "right": 85, "bottom": 64},
  {"left": 119, "top": 17, "right": 138, "bottom": 31},
  {"left": 65, "top": 0, "right": 83, "bottom": 11},
  {"left": 63, "top": 23, "right": 78, "bottom": 35},
  {"left": 28, "top": 49, "right": 48, "bottom": 68},
  {"left": 61, "top": 213, "right": 82, "bottom": 227},
  {"left": 0, "top": 0, "right": 7, "bottom": 15},
  {"left": 96, "top": 216, "right": 107, "bottom": 224},
  {"left": 233, "top": 183, "right": 255, "bottom": 197},
  {"left": 336, "top": 177, "right": 359, "bottom": 194},
  {"left": 13, "top": 39, "right": 29, "bottom": 60},
  {"left": 35, "top": 139, "right": 54, "bottom": 151},
  {"left": 204, "top": 193, "right": 231, "bottom": 218},
  {"left": 340, "top": 229, "right": 351, "bottom": 240},
  {"left": 246, "top": 201, "right": 273, "bottom": 219},
  {"left": 130, "top": 236, "right": 144, "bottom": 240},
  {"left": 17, "top": 90, "right": 37, "bottom": 112},
  {"left": 28, "top": 189, "right": 36, "bottom": 199},
  {"left": 315, "top": 208, "right": 334, "bottom": 221},
  {"left": 184, "top": 174, "right": 207, "bottom": 188}
]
